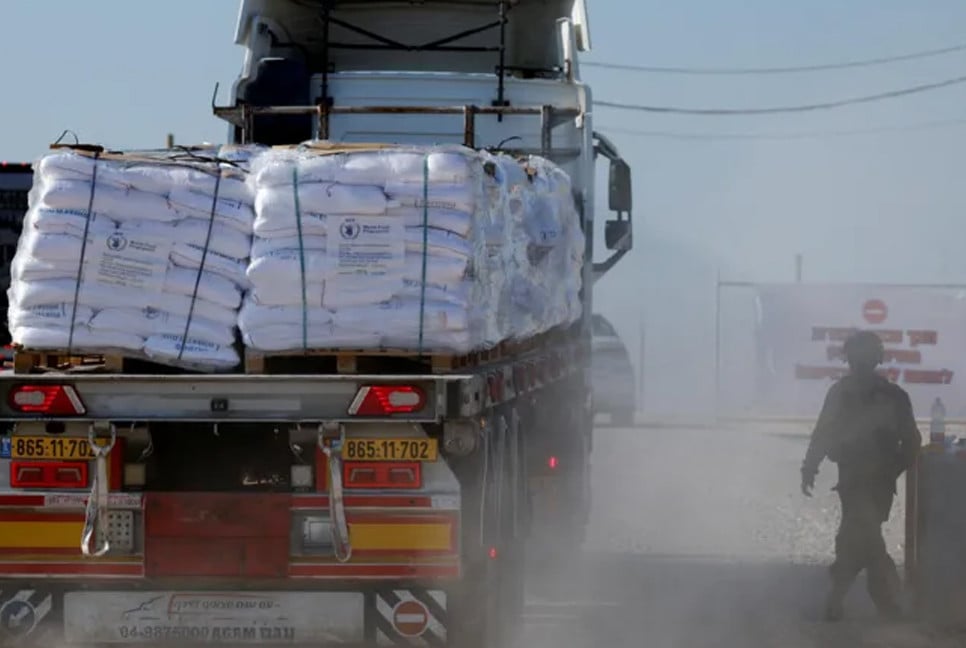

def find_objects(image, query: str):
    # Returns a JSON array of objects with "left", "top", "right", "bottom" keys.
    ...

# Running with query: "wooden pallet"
[
  {"left": 13, "top": 350, "right": 121, "bottom": 374},
  {"left": 10, "top": 349, "right": 217, "bottom": 375},
  {"left": 244, "top": 341, "right": 514, "bottom": 375}
]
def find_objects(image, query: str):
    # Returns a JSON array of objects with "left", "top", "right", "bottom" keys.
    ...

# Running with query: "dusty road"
[{"left": 519, "top": 424, "right": 961, "bottom": 648}]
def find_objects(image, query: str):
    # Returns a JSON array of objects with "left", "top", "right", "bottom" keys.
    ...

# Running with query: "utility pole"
[
  {"left": 795, "top": 254, "right": 803, "bottom": 283},
  {"left": 166, "top": 133, "right": 175, "bottom": 149}
]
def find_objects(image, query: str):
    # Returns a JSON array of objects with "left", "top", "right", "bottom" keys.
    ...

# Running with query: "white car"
[{"left": 591, "top": 313, "right": 636, "bottom": 425}]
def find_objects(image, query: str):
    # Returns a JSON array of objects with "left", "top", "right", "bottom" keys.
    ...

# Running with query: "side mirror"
[
  {"left": 608, "top": 158, "right": 632, "bottom": 213},
  {"left": 605, "top": 219, "right": 632, "bottom": 251}
]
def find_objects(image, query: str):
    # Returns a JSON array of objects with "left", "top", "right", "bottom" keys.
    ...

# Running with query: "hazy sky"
[{"left": 4, "top": 1, "right": 966, "bottom": 417}]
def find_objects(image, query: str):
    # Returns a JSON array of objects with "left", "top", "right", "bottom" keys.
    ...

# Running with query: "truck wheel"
[
  {"left": 450, "top": 546, "right": 524, "bottom": 648},
  {"left": 450, "top": 559, "right": 499, "bottom": 648}
]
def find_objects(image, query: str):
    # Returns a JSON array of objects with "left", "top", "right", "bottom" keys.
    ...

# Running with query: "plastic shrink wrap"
[{"left": 241, "top": 143, "right": 585, "bottom": 354}]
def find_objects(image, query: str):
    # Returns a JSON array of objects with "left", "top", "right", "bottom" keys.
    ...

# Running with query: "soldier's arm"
[
  {"left": 802, "top": 385, "right": 839, "bottom": 479},
  {"left": 895, "top": 389, "right": 922, "bottom": 476}
]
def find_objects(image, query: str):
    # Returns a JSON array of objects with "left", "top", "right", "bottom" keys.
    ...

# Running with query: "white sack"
[
  {"left": 254, "top": 182, "right": 388, "bottom": 218},
  {"left": 11, "top": 325, "right": 144, "bottom": 352},
  {"left": 7, "top": 303, "right": 95, "bottom": 331},
  {"left": 90, "top": 308, "right": 234, "bottom": 346},
  {"left": 37, "top": 179, "right": 253, "bottom": 234},
  {"left": 253, "top": 204, "right": 471, "bottom": 238},
  {"left": 36, "top": 151, "right": 254, "bottom": 205},
  {"left": 11, "top": 257, "right": 242, "bottom": 311},
  {"left": 240, "top": 324, "right": 383, "bottom": 352},
  {"left": 251, "top": 148, "right": 476, "bottom": 188},
  {"left": 143, "top": 334, "right": 239, "bottom": 370},
  {"left": 10, "top": 278, "right": 237, "bottom": 328}
]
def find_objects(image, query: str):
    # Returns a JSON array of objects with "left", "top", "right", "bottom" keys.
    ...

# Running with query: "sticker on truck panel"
[
  {"left": 62, "top": 591, "right": 366, "bottom": 644},
  {"left": 0, "top": 590, "right": 54, "bottom": 641},
  {"left": 373, "top": 590, "right": 447, "bottom": 646}
]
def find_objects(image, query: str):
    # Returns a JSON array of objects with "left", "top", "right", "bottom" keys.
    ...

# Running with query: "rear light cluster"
[
  {"left": 348, "top": 385, "right": 425, "bottom": 416},
  {"left": 11, "top": 461, "right": 88, "bottom": 489},
  {"left": 8, "top": 384, "right": 86, "bottom": 416},
  {"left": 344, "top": 462, "right": 422, "bottom": 489}
]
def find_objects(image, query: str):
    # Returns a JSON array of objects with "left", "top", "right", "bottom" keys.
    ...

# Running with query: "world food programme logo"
[
  {"left": 106, "top": 232, "right": 128, "bottom": 252},
  {"left": 0, "top": 599, "right": 37, "bottom": 637},
  {"left": 339, "top": 220, "right": 361, "bottom": 240}
]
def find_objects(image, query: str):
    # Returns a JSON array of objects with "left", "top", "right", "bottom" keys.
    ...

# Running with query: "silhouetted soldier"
[{"left": 801, "top": 330, "right": 921, "bottom": 621}]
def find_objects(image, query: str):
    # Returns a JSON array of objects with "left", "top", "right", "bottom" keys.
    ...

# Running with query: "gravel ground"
[
  {"left": 521, "top": 425, "right": 963, "bottom": 648},
  {"left": 584, "top": 424, "right": 907, "bottom": 562}
]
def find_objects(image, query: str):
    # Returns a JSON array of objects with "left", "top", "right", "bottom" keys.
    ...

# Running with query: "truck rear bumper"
[{"left": 0, "top": 582, "right": 449, "bottom": 646}]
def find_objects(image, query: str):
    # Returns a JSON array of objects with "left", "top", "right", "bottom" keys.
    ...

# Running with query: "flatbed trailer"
[{"left": 0, "top": 333, "right": 592, "bottom": 647}]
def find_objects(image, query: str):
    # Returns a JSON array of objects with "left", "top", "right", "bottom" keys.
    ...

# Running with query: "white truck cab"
[{"left": 216, "top": 0, "right": 632, "bottom": 291}]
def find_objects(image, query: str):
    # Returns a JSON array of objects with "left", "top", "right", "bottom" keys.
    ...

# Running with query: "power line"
[
  {"left": 597, "top": 118, "right": 966, "bottom": 142},
  {"left": 582, "top": 41, "right": 966, "bottom": 75},
  {"left": 595, "top": 74, "right": 966, "bottom": 116}
]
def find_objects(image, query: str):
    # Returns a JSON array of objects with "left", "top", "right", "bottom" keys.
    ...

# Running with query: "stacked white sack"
[
  {"left": 7, "top": 146, "right": 262, "bottom": 370},
  {"left": 240, "top": 144, "right": 583, "bottom": 354},
  {"left": 241, "top": 145, "right": 501, "bottom": 352}
]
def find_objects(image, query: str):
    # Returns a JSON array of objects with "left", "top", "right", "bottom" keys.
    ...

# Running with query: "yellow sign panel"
[
  {"left": 349, "top": 523, "right": 452, "bottom": 552},
  {"left": 0, "top": 521, "right": 84, "bottom": 549},
  {"left": 10, "top": 436, "right": 110, "bottom": 461},
  {"left": 343, "top": 438, "right": 438, "bottom": 462}
]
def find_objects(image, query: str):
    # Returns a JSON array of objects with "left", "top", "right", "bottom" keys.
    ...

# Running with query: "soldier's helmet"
[{"left": 843, "top": 330, "right": 884, "bottom": 370}]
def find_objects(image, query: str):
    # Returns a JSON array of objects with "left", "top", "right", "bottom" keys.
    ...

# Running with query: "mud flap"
[{"left": 367, "top": 589, "right": 448, "bottom": 646}]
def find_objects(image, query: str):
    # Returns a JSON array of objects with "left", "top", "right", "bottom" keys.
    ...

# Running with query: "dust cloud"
[{"left": 518, "top": 422, "right": 954, "bottom": 648}]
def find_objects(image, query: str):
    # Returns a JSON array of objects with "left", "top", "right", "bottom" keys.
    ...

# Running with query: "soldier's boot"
[
  {"left": 824, "top": 586, "right": 847, "bottom": 622},
  {"left": 824, "top": 563, "right": 852, "bottom": 622},
  {"left": 868, "top": 554, "right": 903, "bottom": 621}
]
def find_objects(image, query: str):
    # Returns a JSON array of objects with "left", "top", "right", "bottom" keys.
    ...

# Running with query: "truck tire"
[{"left": 450, "top": 558, "right": 498, "bottom": 648}]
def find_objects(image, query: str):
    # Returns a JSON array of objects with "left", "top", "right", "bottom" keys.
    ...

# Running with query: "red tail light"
[
  {"left": 547, "top": 455, "right": 559, "bottom": 470},
  {"left": 344, "top": 462, "right": 422, "bottom": 489},
  {"left": 11, "top": 461, "right": 89, "bottom": 489},
  {"left": 347, "top": 385, "right": 426, "bottom": 416},
  {"left": 8, "top": 384, "right": 86, "bottom": 416}
]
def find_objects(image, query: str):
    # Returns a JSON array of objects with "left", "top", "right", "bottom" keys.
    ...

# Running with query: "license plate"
[
  {"left": 343, "top": 438, "right": 438, "bottom": 462},
  {"left": 10, "top": 435, "right": 110, "bottom": 460}
]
